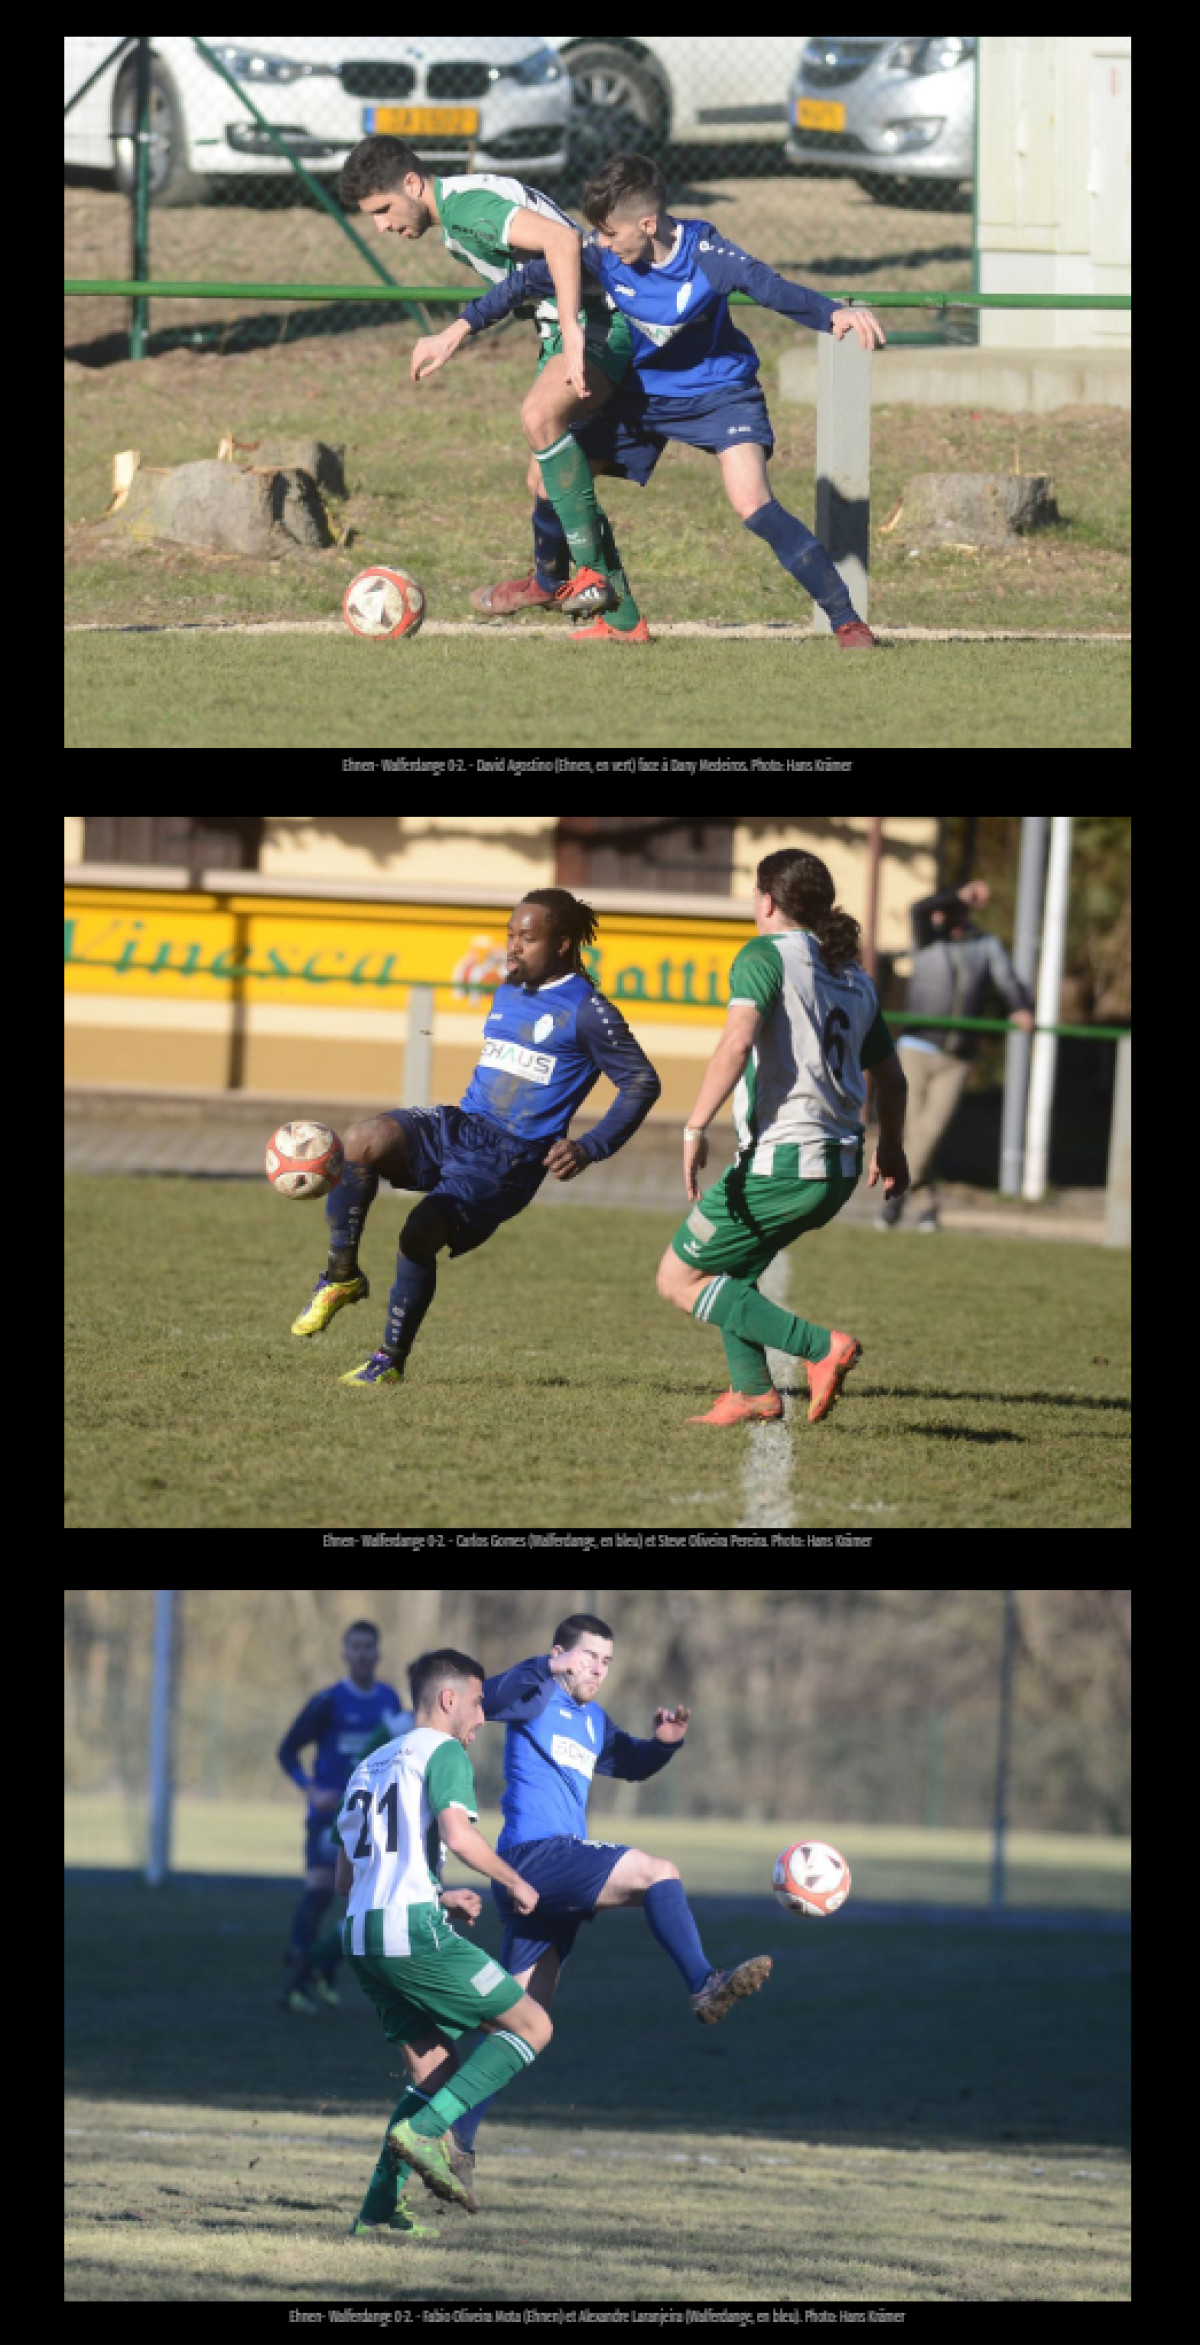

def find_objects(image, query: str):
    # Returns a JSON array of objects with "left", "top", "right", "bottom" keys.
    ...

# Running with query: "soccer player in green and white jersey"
[
  {"left": 336, "top": 1645, "right": 551, "bottom": 2234},
  {"left": 336, "top": 135, "right": 645, "bottom": 636},
  {"left": 656, "top": 847, "right": 910, "bottom": 1427}
]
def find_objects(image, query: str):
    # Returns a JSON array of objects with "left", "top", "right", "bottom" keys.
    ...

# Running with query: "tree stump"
[
  {"left": 895, "top": 473, "right": 1059, "bottom": 550},
  {"left": 216, "top": 436, "right": 346, "bottom": 498},
  {"left": 101, "top": 456, "right": 334, "bottom": 555}
]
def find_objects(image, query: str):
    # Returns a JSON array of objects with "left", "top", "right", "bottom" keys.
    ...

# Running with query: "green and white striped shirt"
[
  {"left": 336, "top": 1725, "right": 477, "bottom": 1958},
  {"left": 728, "top": 929, "right": 895, "bottom": 1174}
]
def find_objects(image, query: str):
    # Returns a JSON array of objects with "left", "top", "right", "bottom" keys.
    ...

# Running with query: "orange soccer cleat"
[
  {"left": 806, "top": 1330, "right": 863, "bottom": 1423},
  {"left": 567, "top": 615, "right": 651, "bottom": 643},
  {"left": 556, "top": 566, "right": 620, "bottom": 618},
  {"left": 686, "top": 1388, "right": 784, "bottom": 1426}
]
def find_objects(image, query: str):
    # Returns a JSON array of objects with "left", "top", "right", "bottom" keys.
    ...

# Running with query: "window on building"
[
  {"left": 556, "top": 816, "right": 734, "bottom": 895},
  {"left": 82, "top": 817, "right": 263, "bottom": 870}
]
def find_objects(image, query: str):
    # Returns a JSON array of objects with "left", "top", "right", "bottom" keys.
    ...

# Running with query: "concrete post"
[
  {"left": 405, "top": 982, "right": 434, "bottom": 1107},
  {"left": 813, "top": 330, "right": 872, "bottom": 627},
  {"left": 1105, "top": 1034, "right": 1131, "bottom": 1246}
]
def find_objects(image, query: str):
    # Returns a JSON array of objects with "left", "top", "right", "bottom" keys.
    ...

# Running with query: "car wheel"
[
  {"left": 559, "top": 43, "right": 669, "bottom": 151},
  {"left": 113, "top": 55, "right": 205, "bottom": 206}
]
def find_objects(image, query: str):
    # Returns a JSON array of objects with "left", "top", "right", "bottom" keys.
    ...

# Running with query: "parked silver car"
[{"left": 785, "top": 36, "right": 975, "bottom": 202}]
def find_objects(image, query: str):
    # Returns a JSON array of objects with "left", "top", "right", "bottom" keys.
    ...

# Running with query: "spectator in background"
[{"left": 878, "top": 881, "right": 1034, "bottom": 1232}]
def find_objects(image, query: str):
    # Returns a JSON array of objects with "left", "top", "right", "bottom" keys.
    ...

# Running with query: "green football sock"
[
  {"left": 362, "top": 2035, "right": 538, "bottom": 2220},
  {"left": 720, "top": 1328, "right": 774, "bottom": 1396},
  {"left": 595, "top": 510, "right": 642, "bottom": 631},
  {"left": 694, "top": 1275, "right": 832, "bottom": 1365},
  {"left": 359, "top": 2149, "right": 401, "bottom": 2226},
  {"left": 535, "top": 434, "right": 606, "bottom": 573},
  {"left": 359, "top": 2085, "right": 423, "bottom": 2222},
  {"left": 408, "top": 2028, "right": 536, "bottom": 2135}
]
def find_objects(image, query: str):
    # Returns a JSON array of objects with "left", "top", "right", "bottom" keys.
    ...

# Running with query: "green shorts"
[
  {"left": 670, "top": 1139, "right": 863, "bottom": 1284},
  {"left": 342, "top": 1899, "right": 525, "bottom": 2048},
  {"left": 534, "top": 306, "right": 633, "bottom": 387}
]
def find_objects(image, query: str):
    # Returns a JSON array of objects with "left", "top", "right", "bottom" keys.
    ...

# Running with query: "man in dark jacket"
[{"left": 879, "top": 881, "right": 1033, "bottom": 1231}]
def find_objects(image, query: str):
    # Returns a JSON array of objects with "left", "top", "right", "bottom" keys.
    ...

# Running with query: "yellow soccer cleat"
[
  {"left": 339, "top": 1351, "right": 403, "bottom": 1389},
  {"left": 291, "top": 1270, "right": 370, "bottom": 1338}
]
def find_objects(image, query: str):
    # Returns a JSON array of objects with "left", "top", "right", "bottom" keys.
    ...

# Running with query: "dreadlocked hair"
[
  {"left": 520, "top": 889, "right": 599, "bottom": 972},
  {"left": 756, "top": 849, "right": 862, "bottom": 974}
]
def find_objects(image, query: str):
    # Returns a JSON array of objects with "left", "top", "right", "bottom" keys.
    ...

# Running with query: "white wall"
[{"left": 978, "top": 37, "right": 1131, "bottom": 348}]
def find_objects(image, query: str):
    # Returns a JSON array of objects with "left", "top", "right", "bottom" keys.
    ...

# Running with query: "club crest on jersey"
[
  {"left": 478, "top": 1036, "right": 556, "bottom": 1085},
  {"left": 532, "top": 1014, "right": 555, "bottom": 1043}
]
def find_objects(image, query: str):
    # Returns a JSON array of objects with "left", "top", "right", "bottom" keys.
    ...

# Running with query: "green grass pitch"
[
  {"left": 64, "top": 1815, "right": 1130, "bottom": 2302},
  {"left": 65, "top": 316, "right": 1130, "bottom": 748},
  {"left": 63, "top": 1173, "right": 1131, "bottom": 1529},
  {"left": 63, "top": 629, "right": 1130, "bottom": 751}
]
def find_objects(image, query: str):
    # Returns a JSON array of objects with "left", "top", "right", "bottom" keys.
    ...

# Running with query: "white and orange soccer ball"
[
  {"left": 772, "top": 1840, "right": 851, "bottom": 1918},
  {"left": 342, "top": 565, "right": 426, "bottom": 640},
  {"left": 265, "top": 1120, "right": 344, "bottom": 1200}
]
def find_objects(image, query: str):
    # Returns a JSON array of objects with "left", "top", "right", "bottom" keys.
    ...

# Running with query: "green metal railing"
[{"left": 65, "top": 280, "right": 1131, "bottom": 310}]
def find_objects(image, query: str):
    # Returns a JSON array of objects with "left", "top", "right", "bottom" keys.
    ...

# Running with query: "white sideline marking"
[
  {"left": 738, "top": 1253, "right": 797, "bottom": 1533},
  {"left": 64, "top": 619, "right": 1131, "bottom": 642}
]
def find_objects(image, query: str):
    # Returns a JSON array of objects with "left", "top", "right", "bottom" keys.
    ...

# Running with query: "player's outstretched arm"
[
  {"left": 411, "top": 317, "right": 473, "bottom": 382},
  {"left": 695, "top": 231, "right": 886, "bottom": 349},
  {"left": 460, "top": 254, "right": 554, "bottom": 339},
  {"left": 437, "top": 1807, "right": 539, "bottom": 1913},
  {"left": 507, "top": 208, "right": 587, "bottom": 399}
]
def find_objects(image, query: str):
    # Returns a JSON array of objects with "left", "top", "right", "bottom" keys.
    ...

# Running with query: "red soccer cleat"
[
  {"left": 835, "top": 621, "right": 878, "bottom": 648},
  {"left": 470, "top": 569, "right": 563, "bottom": 616},
  {"left": 567, "top": 615, "right": 651, "bottom": 642},
  {"left": 686, "top": 1388, "right": 784, "bottom": 1425},
  {"left": 806, "top": 1330, "right": 863, "bottom": 1423}
]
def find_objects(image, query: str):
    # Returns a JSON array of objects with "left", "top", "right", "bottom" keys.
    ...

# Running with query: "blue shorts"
[
  {"left": 490, "top": 1834, "right": 630, "bottom": 1973},
  {"left": 381, "top": 1103, "right": 547, "bottom": 1258},
  {"left": 574, "top": 379, "right": 774, "bottom": 486}
]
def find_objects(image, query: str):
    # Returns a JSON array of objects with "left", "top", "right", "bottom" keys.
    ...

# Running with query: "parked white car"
[
  {"left": 545, "top": 37, "right": 806, "bottom": 150},
  {"left": 64, "top": 36, "right": 570, "bottom": 204}
]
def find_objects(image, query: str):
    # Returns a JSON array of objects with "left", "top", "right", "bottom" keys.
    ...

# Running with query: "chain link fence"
[{"left": 65, "top": 36, "right": 978, "bottom": 363}]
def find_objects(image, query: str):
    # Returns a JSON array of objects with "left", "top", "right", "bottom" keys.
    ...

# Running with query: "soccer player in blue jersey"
[
  {"left": 442, "top": 1610, "right": 772, "bottom": 2199},
  {"left": 276, "top": 1620, "right": 409, "bottom": 2013},
  {"left": 411, "top": 152, "right": 886, "bottom": 644},
  {"left": 291, "top": 890, "right": 661, "bottom": 1389}
]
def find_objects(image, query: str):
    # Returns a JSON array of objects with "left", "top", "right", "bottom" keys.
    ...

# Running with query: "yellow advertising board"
[{"left": 64, "top": 888, "right": 754, "bottom": 1022}]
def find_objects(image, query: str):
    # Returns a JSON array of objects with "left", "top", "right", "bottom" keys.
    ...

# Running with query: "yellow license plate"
[
  {"left": 366, "top": 105, "right": 479, "bottom": 137},
  {"left": 796, "top": 98, "right": 846, "bottom": 132}
]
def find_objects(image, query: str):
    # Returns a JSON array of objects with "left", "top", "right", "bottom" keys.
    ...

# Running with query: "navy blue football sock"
[
  {"left": 287, "top": 1884, "right": 330, "bottom": 1966},
  {"left": 325, "top": 1161, "right": 379, "bottom": 1261},
  {"left": 643, "top": 1877, "right": 713, "bottom": 1995},
  {"left": 743, "top": 497, "right": 858, "bottom": 630},
  {"left": 532, "top": 496, "right": 570, "bottom": 591},
  {"left": 383, "top": 1252, "right": 436, "bottom": 1364},
  {"left": 449, "top": 2090, "right": 497, "bottom": 2156}
]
